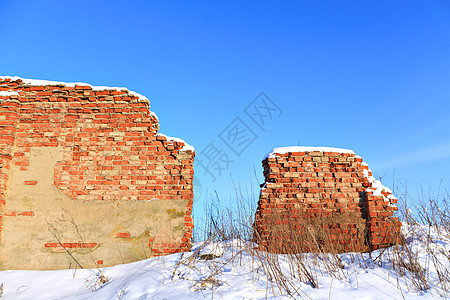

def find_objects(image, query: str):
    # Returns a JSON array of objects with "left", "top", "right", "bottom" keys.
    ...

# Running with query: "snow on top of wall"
[
  {"left": 149, "top": 111, "right": 159, "bottom": 122},
  {"left": 362, "top": 168, "right": 397, "bottom": 201},
  {"left": 157, "top": 133, "right": 195, "bottom": 152},
  {"left": 264, "top": 146, "right": 355, "bottom": 159},
  {"left": 0, "top": 75, "right": 149, "bottom": 103},
  {"left": 0, "top": 91, "right": 19, "bottom": 97}
]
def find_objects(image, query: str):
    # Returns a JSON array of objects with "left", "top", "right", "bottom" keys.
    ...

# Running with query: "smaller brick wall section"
[{"left": 253, "top": 146, "right": 401, "bottom": 253}]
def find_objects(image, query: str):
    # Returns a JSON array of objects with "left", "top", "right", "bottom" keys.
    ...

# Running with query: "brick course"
[
  {"left": 0, "top": 76, "right": 195, "bottom": 270},
  {"left": 253, "top": 147, "right": 400, "bottom": 253}
]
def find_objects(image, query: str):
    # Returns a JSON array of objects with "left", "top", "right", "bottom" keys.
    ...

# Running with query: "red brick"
[
  {"left": 19, "top": 211, "right": 34, "bottom": 216},
  {"left": 116, "top": 232, "right": 131, "bottom": 238}
]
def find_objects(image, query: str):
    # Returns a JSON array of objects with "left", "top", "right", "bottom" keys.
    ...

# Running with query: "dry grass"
[
  {"left": 48, "top": 212, "right": 110, "bottom": 292},
  {"left": 191, "top": 183, "right": 449, "bottom": 298}
]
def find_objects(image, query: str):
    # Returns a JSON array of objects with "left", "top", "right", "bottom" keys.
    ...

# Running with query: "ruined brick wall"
[
  {"left": 253, "top": 147, "right": 400, "bottom": 253},
  {"left": 0, "top": 76, "right": 194, "bottom": 270}
]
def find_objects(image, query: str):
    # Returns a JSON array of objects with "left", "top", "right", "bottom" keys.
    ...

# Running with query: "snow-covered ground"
[{"left": 0, "top": 223, "right": 448, "bottom": 299}]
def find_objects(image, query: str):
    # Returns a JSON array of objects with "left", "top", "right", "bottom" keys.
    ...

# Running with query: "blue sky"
[{"left": 1, "top": 1, "right": 449, "bottom": 222}]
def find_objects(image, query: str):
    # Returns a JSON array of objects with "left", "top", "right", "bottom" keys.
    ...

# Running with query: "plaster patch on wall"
[{"left": 0, "top": 146, "right": 188, "bottom": 270}]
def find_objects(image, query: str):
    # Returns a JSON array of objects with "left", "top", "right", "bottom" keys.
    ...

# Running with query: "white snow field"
[{"left": 0, "top": 223, "right": 448, "bottom": 299}]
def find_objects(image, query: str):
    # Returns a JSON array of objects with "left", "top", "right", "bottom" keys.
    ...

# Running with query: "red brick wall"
[
  {"left": 253, "top": 148, "right": 400, "bottom": 253},
  {"left": 0, "top": 95, "right": 18, "bottom": 243},
  {"left": 0, "top": 77, "right": 194, "bottom": 267}
]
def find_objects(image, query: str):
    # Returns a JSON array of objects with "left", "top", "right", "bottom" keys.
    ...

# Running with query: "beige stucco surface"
[{"left": 0, "top": 147, "right": 188, "bottom": 270}]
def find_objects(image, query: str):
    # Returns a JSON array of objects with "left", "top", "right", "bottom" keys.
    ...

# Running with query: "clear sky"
[{"left": 1, "top": 1, "right": 449, "bottom": 223}]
